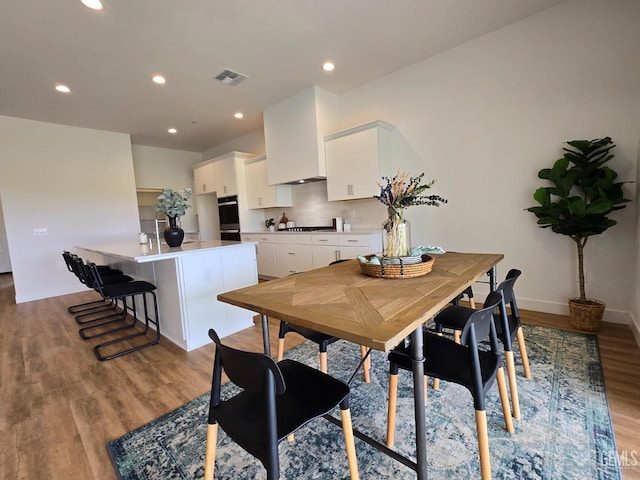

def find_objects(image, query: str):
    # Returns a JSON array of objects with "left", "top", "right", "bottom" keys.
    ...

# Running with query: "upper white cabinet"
[
  {"left": 214, "top": 156, "right": 237, "bottom": 197},
  {"left": 193, "top": 162, "right": 216, "bottom": 195},
  {"left": 325, "top": 120, "right": 395, "bottom": 201},
  {"left": 264, "top": 86, "right": 339, "bottom": 185},
  {"left": 194, "top": 152, "right": 265, "bottom": 236},
  {"left": 245, "top": 155, "right": 293, "bottom": 209}
]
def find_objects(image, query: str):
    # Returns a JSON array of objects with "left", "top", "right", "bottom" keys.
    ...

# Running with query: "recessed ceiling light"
[
  {"left": 55, "top": 84, "right": 71, "bottom": 93},
  {"left": 168, "top": 128, "right": 177, "bottom": 134},
  {"left": 234, "top": 112, "right": 244, "bottom": 119},
  {"left": 299, "top": 180, "right": 305, "bottom": 183},
  {"left": 323, "top": 62, "right": 335, "bottom": 72},
  {"left": 81, "top": 0, "right": 103, "bottom": 10},
  {"left": 152, "top": 74, "right": 166, "bottom": 85}
]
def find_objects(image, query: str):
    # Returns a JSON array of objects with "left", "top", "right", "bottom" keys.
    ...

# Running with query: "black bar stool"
[{"left": 85, "top": 261, "right": 161, "bottom": 361}]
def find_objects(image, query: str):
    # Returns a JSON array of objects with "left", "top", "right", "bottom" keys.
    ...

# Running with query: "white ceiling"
[{"left": 0, "top": 0, "right": 565, "bottom": 152}]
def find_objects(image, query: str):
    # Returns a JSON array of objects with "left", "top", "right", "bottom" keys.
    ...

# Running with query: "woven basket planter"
[{"left": 568, "top": 298, "right": 605, "bottom": 332}]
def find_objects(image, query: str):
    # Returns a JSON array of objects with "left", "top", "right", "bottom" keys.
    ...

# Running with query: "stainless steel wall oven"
[{"left": 218, "top": 195, "right": 241, "bottom": 241}]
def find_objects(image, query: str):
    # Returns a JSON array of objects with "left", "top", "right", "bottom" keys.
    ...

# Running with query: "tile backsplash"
[{"left": 263, "top": 181, "right": 386, "bottom": 229}]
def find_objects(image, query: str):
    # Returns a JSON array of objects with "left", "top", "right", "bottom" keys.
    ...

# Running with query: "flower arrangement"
[
  {"left": 265, "top": 218, "right": 275, "bottom": 228},
  {"left": 153, "top": 188, "right": 193, "bottom": 219},
  {"left": 374, "top": 171, "right": 447, "bottom": 213},
  {"left": 374, "top": 171, "right": 447, "bottom": 257}
]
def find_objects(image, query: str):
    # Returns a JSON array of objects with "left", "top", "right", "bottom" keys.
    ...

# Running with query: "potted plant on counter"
[
  {"left": 153, "top": 188, "right": 193, "bottom": 247},
  {"left": 265, "top": 218, "right": 276, "bottom": 232},
  {"left": 526, "top": 137, "right": 630, "bottom": 331}
]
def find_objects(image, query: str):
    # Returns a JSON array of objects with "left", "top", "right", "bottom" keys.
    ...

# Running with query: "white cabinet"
[
  {"left": 265, "top": 86, "right": 339, "bottom": 184},
  {"left": 242, "top": 233, "right": 277, "bottom": 278},
  {"left": 311, "top": 233, "right": 381, "bottom": 268},
  {"left": 274, "top": 234, "right": 313, "bottom": 277},
  {"left": 193, "top": 162, "right": 216, "bottom": 195},
  {"left": 214, "top": 155, "right": 237, "bottom": 197},
  {"left": 246, "top": 231, "right": 380, "bottom": 278},
  {"left": 325, "top": 120, "right": 395, "bottom": 201},
  {"left": 245, "top": 155, "right": 293, "bottom": 209},
  {"left": 193, "top": 153, "right": 240, "bottom": 197}
]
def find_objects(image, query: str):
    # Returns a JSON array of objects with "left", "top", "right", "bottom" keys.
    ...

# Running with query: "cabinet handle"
[
  {"left": 259, "top": 237, "right": 268, "bottom": 241},
  {"left": 347, "top": 239, "right": 359, "bottom": 243},
  {"left": 336, "top": 250, "right": 340, "bottom": 260},
  {"left": 223, "top": 185, "right": 228, "bottom": 194},
  {"left": 202, "top": 184, "right": 207, "bottom": 192},
  {"left": 258, "top": 197, "right": 262, "bottom": 206},
  {"left": 288, "top": 252, "right": 295, "bottom": 255},
  {"left": 318, "top": 239, "right": 328, "bottom": 242}
]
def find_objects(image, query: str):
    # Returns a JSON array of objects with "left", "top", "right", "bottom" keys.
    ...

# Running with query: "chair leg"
[
  {"left": 432, "top": 377, "right": 440, "bottom": 391},
  {"left": 340, "top": 407, "right": 360, "bottom": 480},
  {"left": 469, "top": 297, "right": 476, "bottom": 309},
  {"left": 474, "top": 409, "right": 492, "bottom": 480},
  {"left": 433, "top": 332, "right": 443, "bottom": 390},
  {"left": 424, "top": 376, "right": 428, "bottom": 401},
  {"left": 204, "top": 422, "right": 218, "bottom": 480},
  {"left": 94, "top": 292, "right": 160, "bottom": 361},
  {"left": 360, "top": 345, "right": 370, "bottom": 383},
  {"left": 386, "top": 373, "right": 398, "bottom": 447},
  {"left": 516, "top": 327, "right": 532, "bottom": 379},
  {"left": 504, "top": 350, "right": 521, "bottom": 420},
  {"left": 319, "top": 351, "right": 328, "bottom": 374},
  {"left": 276, "top": 338, "right": 285, "bottom": 362},
  {"left": 454, "top": 330, "right": 461, "bottom": 344},
  {"left": 496, "top": 367, "right": 514, "bottom": 433}
]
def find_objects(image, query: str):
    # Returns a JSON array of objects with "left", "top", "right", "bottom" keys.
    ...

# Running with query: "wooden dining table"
[{"left": 217, "top": 251, "right": 503, "bottom": 479}]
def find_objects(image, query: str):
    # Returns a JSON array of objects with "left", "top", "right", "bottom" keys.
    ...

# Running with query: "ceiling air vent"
[{"left": 214, "top": 69, "right": 248, "bottom": 86}]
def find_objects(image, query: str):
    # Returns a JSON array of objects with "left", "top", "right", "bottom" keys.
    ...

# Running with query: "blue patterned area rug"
[{"left": 107, "top": 325, "right": 621, "bottom": 479}]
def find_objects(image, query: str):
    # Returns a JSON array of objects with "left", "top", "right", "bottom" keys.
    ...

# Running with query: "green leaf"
[
  {"left": 585, "top": 198, "right": 613, "bottom": 215},
  {"left": 532, "top": 187, "right": 549, "bottom": 205}
]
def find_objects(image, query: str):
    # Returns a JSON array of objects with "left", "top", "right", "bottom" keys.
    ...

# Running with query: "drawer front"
[
  {"left": 311, "top": 234, "right": 339, "bottom": 246},
  {"left": 275, "top": 243, "right": 313, "bottom": 277},
  {"left": 273, "top": 233, "right": 312, "bottom": 245},
  {"left": 339, "top": 234, "right": 372, "bottom": 247},
  {"left": 255, "top": 234, "right": 275, "bottom": 243}
]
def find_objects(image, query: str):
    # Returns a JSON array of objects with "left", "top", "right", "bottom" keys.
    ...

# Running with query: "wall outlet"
[{"left": 34, "top": 228, "right": 48, "bottom": 236}]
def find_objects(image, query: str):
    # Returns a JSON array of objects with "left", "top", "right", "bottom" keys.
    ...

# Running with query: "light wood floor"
[{"left": 1, "top": 272, "right": 639, "bottom": 479}]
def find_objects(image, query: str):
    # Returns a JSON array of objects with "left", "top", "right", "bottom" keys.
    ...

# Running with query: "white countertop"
[
  {"left": 242, "top": 229, "right": 379, "bottom": 235},
  {"left": 76, "top": 239, "right": 256, "bottom": 263}
]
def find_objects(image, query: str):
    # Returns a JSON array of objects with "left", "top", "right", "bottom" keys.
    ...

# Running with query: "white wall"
[
  {"left": 335, "top": 0, "right": 640, "bottom": 324},
  {"left": 0, "top": 115, "right": 139, "bottom": 302},
  {"left": 201, "top": 129, "right": 264, "bottom": 161},
  {"left": 132, "top": 144, "right": 201, "bottom": 233},
  {"left": 132, "top": 144, "right": 201, "bottom": 189}
]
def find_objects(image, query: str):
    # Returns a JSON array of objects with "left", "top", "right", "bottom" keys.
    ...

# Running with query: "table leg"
[
  {"left": 261, "top": 314, "right": 271, "bottom": 355},
  {"left": 489, "top": 266, "right": 497, "bottom": 291},
  {"left": 410, "top": 326, "right": 428, "bottom": 479}
]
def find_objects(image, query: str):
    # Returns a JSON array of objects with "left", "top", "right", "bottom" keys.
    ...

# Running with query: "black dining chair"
[
  {"left": 434, "top": 269, "right": 530, "bottom": 419},
  {"left": 204, "top": 329, "right": 359, "bottom": 480},
  {"left": 386, "top": 291, "right": 514, "bottom": 480},
  {"left": 276, "top": 259, "right": 371, "bottom": 382}
]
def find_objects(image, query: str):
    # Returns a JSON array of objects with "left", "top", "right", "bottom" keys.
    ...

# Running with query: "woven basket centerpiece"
[{"left": 359, "top": 254, "right": 434, "bottom": 279}]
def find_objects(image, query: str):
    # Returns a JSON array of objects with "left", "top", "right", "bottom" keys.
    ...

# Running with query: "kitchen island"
[{"left": 75, "top": 240, "right": 258, "bottom": 351}]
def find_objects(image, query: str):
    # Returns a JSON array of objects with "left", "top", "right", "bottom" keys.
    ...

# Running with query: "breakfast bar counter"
[{"left": 75, "top": 240, "right": 258, "bottom": 351}]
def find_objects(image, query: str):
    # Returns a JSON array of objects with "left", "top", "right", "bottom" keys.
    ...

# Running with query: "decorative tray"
[{"left": 359, "top": 254, "right": 434, "bottom": 279}]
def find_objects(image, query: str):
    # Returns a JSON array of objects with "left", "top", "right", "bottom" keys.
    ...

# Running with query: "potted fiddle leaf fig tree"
[{"left": 526, "top": 137, "right": 630, "bottom": 331}]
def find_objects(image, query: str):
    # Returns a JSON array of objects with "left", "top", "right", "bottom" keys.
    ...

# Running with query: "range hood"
[{"left": 264, "top": 86, "right": 340, "bottom": 185}]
